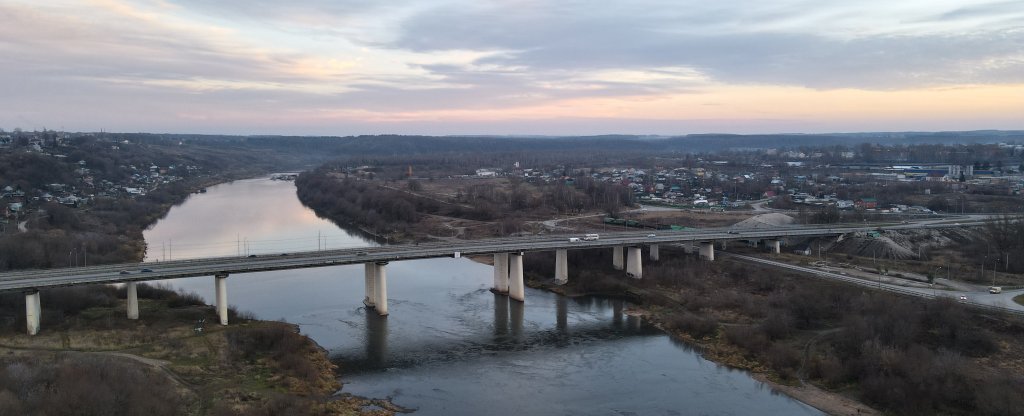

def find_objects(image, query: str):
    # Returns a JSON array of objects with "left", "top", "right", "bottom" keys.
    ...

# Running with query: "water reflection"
[
  {"left": 148, "top": 177, "right": 823, "bottom": 416},
  {"left": 493, "top": 293, "right": 508, "bottom": 337},
  {"left": 556, "top": 296, "right": 568, "bottom": 334},
  {"left": 143, "top": 178, "right": 372, "bottom": 261},
  {"left": 364, "top": 308, "right": 388, "bottom": 368}
]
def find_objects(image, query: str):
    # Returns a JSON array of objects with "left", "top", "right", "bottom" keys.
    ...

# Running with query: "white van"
[
  {"left": 583, "top": 234, "right": 600, "bottom": 241},
  {"left": 568, "top": 237, "right": 581, "bottom": 243},
  {"left": 989, "top": 286, "right": 1002, "bottom": 294}
]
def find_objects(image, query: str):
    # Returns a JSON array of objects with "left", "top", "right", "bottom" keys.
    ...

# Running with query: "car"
[
  {"left": 140, "top": 268, "right": 153, "bottom": 273},
  {"left": 958, "top": 295, "right": 968, "bottom": 302},
  {"left": 280, "top": 253, "right": 290, "bottom": 256},
  {"left": 248, "top": 254, "right": 257, "bottom": 258},
  {"left": 727, "top": 230, "right": 740, "bottom": 234},
  {"left": 356, "top": 251, "right": 368, "bottom": 256},
  {"left": 119, "top": 270, "right": 130, "bottom": 275},
  {"left": 646, "top": 233, "right": 657, "bottom": 238}
]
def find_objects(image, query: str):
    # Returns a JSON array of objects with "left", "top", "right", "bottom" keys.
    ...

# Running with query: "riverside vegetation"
[
  {"left": 0, "top": 284, "right": 388, "bottom": 415},
  {"left": 522, "top": 248, "right": 1024, "bottom": 416},
  {"left": 0, "top": 133, "right": 399, "bottom": 415},
  {"left": 295, "top": 158, "right": 1024, "bottom": 415}
]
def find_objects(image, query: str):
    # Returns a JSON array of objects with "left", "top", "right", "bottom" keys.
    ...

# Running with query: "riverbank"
[
  {"left": 0, "top": 284, "right": 393, "bottom": 415},
  {"left": 507, "top": 248, "right": 1024, "bottom": 416},
  {"left": 525, "top": 279, "right": 877, "bottom": 416},
  {"left": 466, "top": 254, "right": 861, "bottom": 414}
]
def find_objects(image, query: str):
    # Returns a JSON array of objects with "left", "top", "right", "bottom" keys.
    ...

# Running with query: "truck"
[
  {"left": 568, "top": 237, "right": 581, "bottom": 243},
  {"left": 583, "top": 233, "right": 600, "bottom": 241},
  {"left": 989, "top": 286, "right": 1002, "bottom": 294}
]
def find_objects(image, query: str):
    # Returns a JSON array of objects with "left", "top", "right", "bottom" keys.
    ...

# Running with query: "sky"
[{"left": 1, "top": 0, "right": 1023, "bottom": 136}]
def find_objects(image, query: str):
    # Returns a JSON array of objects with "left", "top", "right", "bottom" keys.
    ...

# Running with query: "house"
[{"left": 856, "top": 198, "right": 878, "bottom": 209}]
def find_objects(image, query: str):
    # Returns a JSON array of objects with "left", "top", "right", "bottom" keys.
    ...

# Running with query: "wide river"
[{"left": 144, "top": 177, "right": 822, "bottom": 416}]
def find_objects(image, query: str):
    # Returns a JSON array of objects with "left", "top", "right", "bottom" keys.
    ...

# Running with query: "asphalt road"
[
  {"left": 723, "top": 252, "right": 1024, "bottom": 315},
  {"left": 0, "top": 219, "right": 991, "bottom": 293}
]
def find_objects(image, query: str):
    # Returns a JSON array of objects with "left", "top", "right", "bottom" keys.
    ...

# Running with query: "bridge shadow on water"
[{"left": 338, "top": 293, "right": 666, "bottom": 374}]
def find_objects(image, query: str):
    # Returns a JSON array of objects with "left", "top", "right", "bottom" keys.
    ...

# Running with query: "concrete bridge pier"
[
  {"left": 699, "top": 242, "right": 715, "bottom": 261},
  {"left": 509, "top": 253, "right": 525, "bottom": 302},
  {"left": 126, "top": 282, "right": 139, "bottom": 320},
  {"left": 718, "top": 240, "right": 727, "bottom": 250},
  {"left": 747, "top": 239, "right": 759, "bottom": 248},
  {"left": 768, "top": 239, "right": 781, "bottom": 254},
  {"left": 215, "top": 273, "right": 229, "bottom": 325},
  {"left": 626, "top": 247, "right": 643, "bottom": 279},
  {"left": 612, "top": 246, "right": 624, "bottom": 270},
  {"left": 374, "top": 262, "right": 389, "bottom": 316},
  {"left": 555, "top": 249, "right": 568, "bottom": 285},
  {"left": 25, "top": 290, "right": 41, "bottom": 335},
  {"left": 363, "top": 263, "right": 377, "bottom": 308},
  {"left": 493, "top": 253, "right": 510, "bottom": 293},
  {"left": 649, "top": 244, "right": 659, "bottom": 261}
]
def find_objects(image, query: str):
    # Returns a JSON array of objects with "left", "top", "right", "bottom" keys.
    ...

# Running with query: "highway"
[
  {"left": 0, "top": 219, "right": 987, "bottom": 293},
  {"left": 724, "top": 253, "right": 1024, "bottom": 316}
]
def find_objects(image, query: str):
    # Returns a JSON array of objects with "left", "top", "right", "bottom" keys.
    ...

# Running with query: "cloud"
[
  {"left": 0, "top": 0, "right": 1022, "bottom": 135},
  {"left": 385, "top": 1, "right": 1024, "bottom": 90}
]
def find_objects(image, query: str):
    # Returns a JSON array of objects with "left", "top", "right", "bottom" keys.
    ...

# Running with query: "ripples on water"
[{"left": 145, "top": 177, "right": 822, "bottom": 416}]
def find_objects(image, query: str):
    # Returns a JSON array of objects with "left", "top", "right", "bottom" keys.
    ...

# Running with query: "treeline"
[
  {"left": 0, "top": 182, "right": 198, "bottom": 270},
  {"left": 296, "top": 171, "right": 426, "bottom": 235},
  {"left": 455, "top": 176, "right": 634, "bottom": 217},
  {"left": 295, "top": 165, "right": 636, "bottom": 237},
  {"left": 0, "top": 134, "right": 319, "bottom": 271},
  {"left": 99, "top": 130, "right": 1024, "bottom": 157},
  {"left": 525, "top": 248, "right": 1024, "bottom": 415},
  {"left": 975, "top": 215, "right": 1024, "bottom": 274}
]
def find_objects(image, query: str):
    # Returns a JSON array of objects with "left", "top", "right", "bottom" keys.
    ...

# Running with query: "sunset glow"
[{"left": 2, "top": 0, "right": 1022, "bottom": 135}]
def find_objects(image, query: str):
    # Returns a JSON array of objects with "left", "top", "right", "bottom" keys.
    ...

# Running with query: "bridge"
[{"left": 0, "top": 220, "right": 983, "bottom": 335}]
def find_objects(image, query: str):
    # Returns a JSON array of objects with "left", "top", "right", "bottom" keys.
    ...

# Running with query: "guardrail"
[{"left": 0, "top": 220, "right": 993, "bottom": 292}]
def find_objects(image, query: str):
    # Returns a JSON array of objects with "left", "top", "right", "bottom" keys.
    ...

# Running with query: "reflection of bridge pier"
[
  {"left": 364, "top": 307, "right": 388, "bottom": 367},
  {"left": 556, "top": 296, "right": 568, "bottom": 333},
  {"left": 510, "top": 299, "right": 524, "bottom": 339},
  {"left": 493, "top": 292, "right": 509, "bottom": 336}
]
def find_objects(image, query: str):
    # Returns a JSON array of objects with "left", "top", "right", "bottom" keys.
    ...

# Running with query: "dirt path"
[
  {"left": 86, "top": 351, "right": 194, "bottom": 389},
  {"left": 754, "top": 373, "right": 879, "bottom": 416}
]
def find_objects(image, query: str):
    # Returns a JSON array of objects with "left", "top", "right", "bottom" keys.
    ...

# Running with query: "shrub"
[{"left": 667, "top": 313, "right": 718, "bottom": 339}]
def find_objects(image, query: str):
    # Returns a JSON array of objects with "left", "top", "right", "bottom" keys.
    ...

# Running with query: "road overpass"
[{"left": 1, "top": 219, "right": 986, "bottom": 335}]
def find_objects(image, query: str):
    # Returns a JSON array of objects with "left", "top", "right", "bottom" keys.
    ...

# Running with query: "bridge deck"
[{"left": 0, "top": 221, "right": 977, "bottom": 293}]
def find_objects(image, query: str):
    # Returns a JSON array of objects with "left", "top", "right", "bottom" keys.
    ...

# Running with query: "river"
[{"left": 144, "top": 177, "right": 822, "bottom": 416}]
